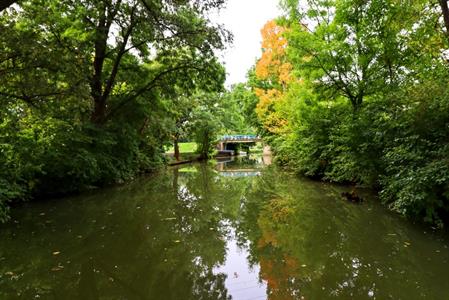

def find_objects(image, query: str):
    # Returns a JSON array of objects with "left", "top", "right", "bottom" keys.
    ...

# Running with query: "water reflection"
[
  {"left": 216, "top": 156, "right": 265, "bottom": 177},
  {"left": 0, "top": 158, "right": 448, "bottom": 299},
  {"left": 236, "top": 167, "right": 449, "bottom": 299},
  {"left": 0, "top": 164, "right": 237, "bottom": 299}
]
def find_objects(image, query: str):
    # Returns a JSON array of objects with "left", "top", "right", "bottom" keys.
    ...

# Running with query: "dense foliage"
[
  {"left": 247, "top": 0, "right": 449, "bottom": 226},
  {"left": 2, "top": 0, "right": 449, "bottom": 228},
  {"left": 0, "top": 0, "right": 230, "bottom": 221}
]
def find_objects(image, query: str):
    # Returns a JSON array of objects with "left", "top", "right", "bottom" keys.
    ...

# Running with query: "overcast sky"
[{"left": 211, "top": 0, "right": 282, "bottom": 87}]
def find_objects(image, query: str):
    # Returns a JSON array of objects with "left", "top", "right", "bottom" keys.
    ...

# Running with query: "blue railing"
[{"left": 219, "top": 135, "right": 260, "bottom": 141}]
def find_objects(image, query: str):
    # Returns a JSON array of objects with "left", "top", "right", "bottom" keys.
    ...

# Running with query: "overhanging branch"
[{"left": 104, "top": 63, "right": 204, "bottom": 122}]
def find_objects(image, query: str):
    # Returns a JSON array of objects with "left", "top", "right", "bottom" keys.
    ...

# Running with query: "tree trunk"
[
  {"left": 90, "top": 3, "right": 134, "bottom": 124},
  {"left": 199, "top": 130, "right": 210, "bottom": 160},
  {"left": 89, "top": 6, "right": 108, "bottom": 124},
  {"left": 440, "top": 0, "right": 449, "bottom": 43},
  {"left": 174, "top": 138, "right": 180, "bottom": 161},
  {"left": 91, "top": 96, "right": 106, "bottom": 123}
]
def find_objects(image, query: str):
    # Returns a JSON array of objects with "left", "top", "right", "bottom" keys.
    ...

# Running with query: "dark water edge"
[{"left": 0, "top": 156, "right": 448, "bottom": 299}]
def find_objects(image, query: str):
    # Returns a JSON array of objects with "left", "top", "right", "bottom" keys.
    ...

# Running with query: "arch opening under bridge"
[{"left": 216, "top": 135, "right": 271, "bottom": 156}]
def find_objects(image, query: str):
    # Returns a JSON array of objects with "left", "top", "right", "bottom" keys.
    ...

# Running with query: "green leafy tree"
[
  {"left": 0, "top": 0, "right": 230, "bottom": 220},
  {"left": 283, "top": 0, "right": 424, "bottom": 111},
  {"left": 191, "top": 92, "right": 224, "bottom": 159},
  {"left": 167, "top": 94, "right": 199, "bottom": 161},
  {"left": 221, "top": 83, "right": 258, "bottom": 134}
]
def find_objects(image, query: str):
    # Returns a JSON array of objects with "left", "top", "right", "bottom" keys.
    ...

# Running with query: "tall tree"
[
  {"left": 167, "top": 94, "right": 198, "bottom": 161},
  {"left": 0, "top": 0, "right": 230, "bottom": 220},
  {"left": 251, "top": 20, "right": 293, "bottom": 136},
  {"left": 283, "top": 0, "right": 427, "bottom": 111},
  {"left": 2, "top": 0, "right": 230, "bottom": 124}
]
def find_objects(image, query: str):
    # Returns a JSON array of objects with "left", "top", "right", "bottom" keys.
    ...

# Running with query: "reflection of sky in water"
[
  {"left": 214, "top": 157, "right": 268, "bottom": 298},
  {"left": 216, "top": 156, "right": 268, "bottom": 177},
  {"left": 214, "top": 236, "right": 267, "bottom": 300},
  {"left": 219, "top": 171, "right": 261, "bottom": 177}
]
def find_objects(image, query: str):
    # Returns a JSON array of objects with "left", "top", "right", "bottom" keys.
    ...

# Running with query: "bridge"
[
  {"left": 219, "top": 135, "right": 262, "bottom": 142},
  {"left": 217, "top": 135, "right": 262, "bottom": 152},
  {"left": 219, "top": 170, "right": 262, "bottom": 177}
]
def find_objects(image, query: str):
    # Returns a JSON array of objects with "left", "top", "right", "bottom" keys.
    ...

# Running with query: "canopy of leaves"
[{"left": 0, "top": 0, "right": 231, "bottom": 221}]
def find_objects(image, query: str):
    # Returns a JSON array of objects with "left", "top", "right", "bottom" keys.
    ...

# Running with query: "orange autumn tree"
[
  {"left": 254, "top": 20, "right": 292, "bottom": 135},
  {"left": 256, "top": 196, "right": 302, "bottom": 300}
]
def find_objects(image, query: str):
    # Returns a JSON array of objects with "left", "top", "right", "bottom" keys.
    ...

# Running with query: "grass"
[
  {"left": 165, "top": 142, "right": 199, "bottom": 164},
  {"left": 165, "top": 142, "right": 197, "bottom": 154}
]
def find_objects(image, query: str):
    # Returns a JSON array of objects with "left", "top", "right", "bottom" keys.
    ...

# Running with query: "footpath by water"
[{"left": 0, "top": 156, "right": 448, "bottom": 299}]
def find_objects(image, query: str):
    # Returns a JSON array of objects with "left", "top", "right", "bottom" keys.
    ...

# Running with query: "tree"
[
  {"left": 255, "top": 20, "right": 292, "bottom": 87},
  {"left": 0, "top": 0, "right": 230, "bottom": 220},
  {"left": 249, "top": 20, "right": 293, "bottom": 137},
  {"left": 283, "top": 0, "right": 429, "bottom": 111},
  {"left": 191, "top": 92, "right": 224, "bottom": 160},
  {"left": 219, "top": 84, "right": 256, "bottom": 134},
  {"left": 167, "top": 94, "right": 198, "bottom": 161},
  {"left": 1, "top": 0, "right": 229, "bottom": 124}
]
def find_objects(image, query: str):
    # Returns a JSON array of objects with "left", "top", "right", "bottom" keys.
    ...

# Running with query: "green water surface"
[{"left": 1, "top": 157, "right": 448, "bottom": 299}]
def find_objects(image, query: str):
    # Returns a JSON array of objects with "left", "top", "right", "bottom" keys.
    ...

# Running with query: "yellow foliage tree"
[
  {"left": 255, "top": 20, "right": 292, "bottom": 86},
  {"left": 254, "top": 20, "right": 293, "bottom": 135}
]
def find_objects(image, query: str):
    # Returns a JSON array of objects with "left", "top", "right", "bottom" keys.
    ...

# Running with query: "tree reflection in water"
[
  {"left": 1, "top": 159, "right": 449, "bottom": 299},
  {"left": 0, "top": 163, "right": 245, "bottom": 299},
  {"left": 236, "top": 166, "right": 449, "bottom": 299}
]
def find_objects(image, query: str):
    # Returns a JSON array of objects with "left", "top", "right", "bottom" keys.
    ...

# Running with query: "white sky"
[{"left": 211, "top": 0, "right": 282, "bottom": 87}]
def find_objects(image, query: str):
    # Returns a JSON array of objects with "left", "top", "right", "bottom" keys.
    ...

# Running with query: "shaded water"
[{"left": 1, "top": 157, "right": 449, "bottom": 299}]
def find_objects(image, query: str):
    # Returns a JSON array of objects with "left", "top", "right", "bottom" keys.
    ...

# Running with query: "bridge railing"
[{"left": 219, "top": 135, "right": 260, "bottom": 141}]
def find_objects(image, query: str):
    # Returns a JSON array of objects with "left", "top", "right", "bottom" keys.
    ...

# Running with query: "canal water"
[{"left": 1, "top": 156, "right": 448, "bottom": 299}]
